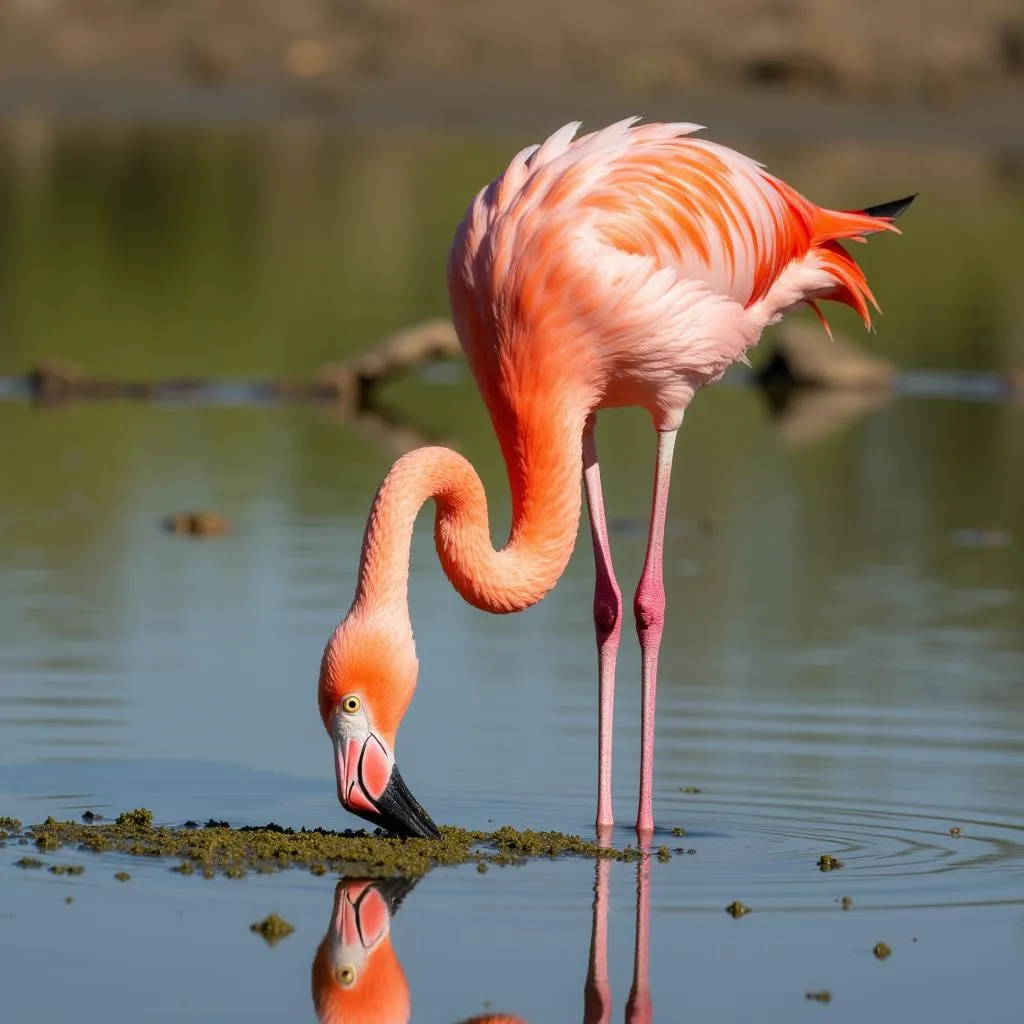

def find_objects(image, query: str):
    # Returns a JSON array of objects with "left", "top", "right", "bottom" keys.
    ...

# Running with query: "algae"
[
  {"left": 250, "top": 913, "right": 294, "bottom": 946},
  {"left": 725, "top": 900, "right": 750, "bottom": 918},
  {"left": 114, "top": 872, "right": 131, "bottom": 882},
  {"left": 9, "top": 808, "right": 652, "bottom": 881},
  {"left": 48, "top": 864, "right": 85, "bottom": 876},
  {"left": 0, "top": 816, "right": 22, "bottom": 831},
  {"left": 15, "top": 856, "right": 44, "bottom": 869},
  {"left": 817, "top": 854, "right": 844, "bottom": 872},
  {"left": 873, "top": 942, "right": 892, "bottom": 960},
  {"left": 840, "top": 896, "right": 853, "bottom": 910},
  {"left": 806, "top": 990, "right": 832, "bottom": 1003},
  {"left": 949, "top": 827, "right": 963, "bottom": 837}
]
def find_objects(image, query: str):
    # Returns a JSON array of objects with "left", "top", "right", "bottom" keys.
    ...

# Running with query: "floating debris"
[
  {"left": 250, "top": 913, "right": 295, "bottom": 946},
  {"left": 656, "top": 846, "right": 672, "bottom": 863},
  {"left": 806, "top": 990, "right": 832, "bottom": 1003},
  {"left": 671, "top": 827, "right": 686, "bottom": 836},
  {"left": 163, "top": 512, "right": 231, "bottom": 538},
  {"left": 839, "top": 896, "right": 853, "bottom": 910},
  {"left": 64, "top": 896, "right": 74, "bottom": 905},
  {"left": 114, "top": 872, "right": 131, "bottom": 882},
  {"left": 11, "top": 810, "right": 648, "bottom": 880},
  {"left": 873, "top": 942, "right": 892, "bottom": 960},
  {"left": 48, "top": 864, "right": 85, "bottom": 876},
  {"left": 725, "top": 900, "right": 750, "bottom": 919},
  {"left": 817, "top": 854, "right": 844, "bottom": 872},
  {"left": 949, "top": 827, "right": 963, "bottom": 838},
  {"left": 15, "top": 856, "right": 43, "bottom": 869},
  {"left": 680, "top": 787, "right": 702, "bottom": 794}
]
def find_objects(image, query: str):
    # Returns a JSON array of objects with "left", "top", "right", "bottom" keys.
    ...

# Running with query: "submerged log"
[
  {"left": 755, "top": 323, "right": 897, "bottom": 393},
  {"left": 24, "top": 319, "right": 463, "bottom": 409}
]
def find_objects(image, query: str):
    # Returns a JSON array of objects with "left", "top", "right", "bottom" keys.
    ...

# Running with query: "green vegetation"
[
  {"left": 250, "top": 913, "right": 295, "bottom": 946},
  {"left": 8, "top": 811, "right": 648, "bottom": 880}
]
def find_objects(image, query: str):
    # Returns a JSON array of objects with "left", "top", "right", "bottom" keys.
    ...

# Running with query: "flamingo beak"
[{"left": 334, "top": 732, "right": 441, "bottom": 840}]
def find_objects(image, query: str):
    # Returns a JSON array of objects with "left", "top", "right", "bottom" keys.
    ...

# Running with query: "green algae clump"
[
  {"left": 806, "top": 990, "right": 832, "bottom": 1003},
  {"left": 725, "top": 900, "right": 751, "bottom": 918},
  {"left": 115, "top": 809, "right": 154, "bottom": 831},
  {"left": 17, "top": 810, "right": 646, "bottom": 880},
  {"left": 0, "top": 816, "right": 22, "bottom": 832},
  {"left": 873, "top": 942, "right": 892, "bottom": 960},
  {"left": 817, "top": 854, "right": 844, "bottom": 872},
  {"left": 250, "top": 913, "right": 295, "bottom": 946}
]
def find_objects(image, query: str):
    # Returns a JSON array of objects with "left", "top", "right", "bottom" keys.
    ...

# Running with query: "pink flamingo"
[{"left": 317, "top": 117, "right": 912, "bottom": 838}]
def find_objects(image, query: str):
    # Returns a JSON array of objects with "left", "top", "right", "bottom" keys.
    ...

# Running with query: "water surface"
[{"left": 0, "top": 124, "right": 1022, "bottom": 1022}]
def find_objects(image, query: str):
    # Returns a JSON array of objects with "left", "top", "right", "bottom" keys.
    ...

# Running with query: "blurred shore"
[{"left": 1, "top": 0, "right": 1023, "bottom": 149}]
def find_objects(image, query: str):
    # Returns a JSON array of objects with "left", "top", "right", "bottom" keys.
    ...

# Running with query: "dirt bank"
[{"left": 2, "top": 1, "right": 1023, "bottom": 134}]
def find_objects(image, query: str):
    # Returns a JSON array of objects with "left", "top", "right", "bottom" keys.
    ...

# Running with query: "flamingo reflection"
[
  {"left": 311, "top": 849, "right": 653, "bottom": 1024},
  {"left": 311, "top": 876, "right": 418, "bottom": 1024}
]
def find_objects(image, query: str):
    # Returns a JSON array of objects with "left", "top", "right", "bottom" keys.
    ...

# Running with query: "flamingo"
[{"left": 317, "top": 117, "right": 913, "bottom": 839}]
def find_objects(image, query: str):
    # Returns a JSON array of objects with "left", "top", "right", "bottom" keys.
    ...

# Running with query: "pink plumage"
[{"left": 318, "top": 118, "right": 913, "bottom": 840}]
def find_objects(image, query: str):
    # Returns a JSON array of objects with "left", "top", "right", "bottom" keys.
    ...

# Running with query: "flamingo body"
[{"left": 318, "top": 118, "right": 911, "bottom": 838}]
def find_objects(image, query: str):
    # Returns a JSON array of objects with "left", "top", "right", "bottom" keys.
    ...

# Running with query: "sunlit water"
[{"left": 1, "top": 124, "right": 1023, "bottom": 1022}]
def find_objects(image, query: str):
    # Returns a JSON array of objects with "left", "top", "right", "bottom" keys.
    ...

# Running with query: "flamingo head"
[{"left": 318, "top": 616, "right": 440, "bottom": 839}]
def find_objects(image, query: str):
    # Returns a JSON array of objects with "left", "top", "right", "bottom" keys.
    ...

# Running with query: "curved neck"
[{"left": 351, "top": 401, "right": 588, "bottom": 622}]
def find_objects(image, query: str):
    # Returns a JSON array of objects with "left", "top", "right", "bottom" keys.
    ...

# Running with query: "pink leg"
[
  {"left": 583, "top": 418, "right": 623, "bottom": 830},
  {"left": 625, "top": 849, "right": 653, "bottom": 1024},
  {"left": 583, "top": 828, "right": 614, "bottom": 1024},
  {"left": 634, "top": 428, "right": 678, "bottom": 836}
]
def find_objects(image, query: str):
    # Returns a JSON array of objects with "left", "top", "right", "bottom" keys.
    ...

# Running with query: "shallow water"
[{"left": 1, "top": 124, "right": 1023, "bottom": 1022}]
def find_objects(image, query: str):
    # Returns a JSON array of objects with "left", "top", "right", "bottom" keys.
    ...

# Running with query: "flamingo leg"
[
  {"left": 634, "top": 428, "right": 678, "bottom": 836},
  {"left": 583, "top": 417, "right": 623, "bottom": 830}
]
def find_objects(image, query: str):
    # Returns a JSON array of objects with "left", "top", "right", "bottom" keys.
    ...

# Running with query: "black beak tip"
[{"left": 372, "top": 765, "right": 442, "bottom": 840}]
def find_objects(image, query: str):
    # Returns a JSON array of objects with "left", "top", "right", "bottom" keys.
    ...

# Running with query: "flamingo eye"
[
  {"left": 336, "top": 963, "right": 357, "bottom": 987},
  {"left": 341, "top": 695, "right": 362, "bottom": 715}
]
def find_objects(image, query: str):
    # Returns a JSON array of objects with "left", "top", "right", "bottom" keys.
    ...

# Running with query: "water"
[{"left": 0, "top": 124, "right": 1023, "bottom": 1022}]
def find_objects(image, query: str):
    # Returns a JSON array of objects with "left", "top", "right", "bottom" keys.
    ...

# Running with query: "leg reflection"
[
  {"left": 625, "top": 851, "right": 652, "bottom": 1024},
  {"left": 584, "top": 831, "right": 654, "bottom": 1024}
]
